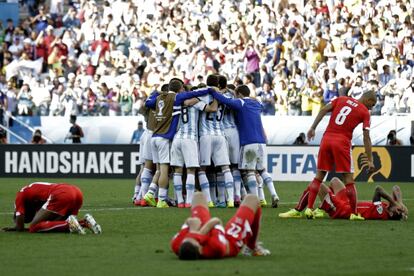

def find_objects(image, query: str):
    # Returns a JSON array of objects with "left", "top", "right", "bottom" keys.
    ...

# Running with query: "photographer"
[
  {"left": 31, "top": 129, "right": 46, "bottom": 144},
  {"left": 293, "top": 132, "right": 307, "bottom": 145},
  {"left": 386, "top": 130, "right": 403, "bottom": 146}
]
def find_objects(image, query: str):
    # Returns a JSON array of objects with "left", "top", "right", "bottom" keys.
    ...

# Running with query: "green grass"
[{"left": 0, "top": 178, "right": 413, "bottom": 275}]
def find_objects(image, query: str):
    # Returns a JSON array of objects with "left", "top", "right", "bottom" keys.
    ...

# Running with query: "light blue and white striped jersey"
[
  {"left": 198, "top": 93, "right": 226, "bottom": 136},
  {"left": 174, "top": 101, "right": 206, "bottom": 140},
  {"left": 222, "top": 90, "right": 237, "bottom": 129}
]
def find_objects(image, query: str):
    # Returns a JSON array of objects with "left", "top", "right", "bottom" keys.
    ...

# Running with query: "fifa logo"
[{"left": 157, "top": 100, "right": 165, "bottom": 116}]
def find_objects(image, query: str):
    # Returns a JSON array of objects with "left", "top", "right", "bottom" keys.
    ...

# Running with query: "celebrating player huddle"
[{"left": 132, "top": 74, "right": 279, "bottom": 209}]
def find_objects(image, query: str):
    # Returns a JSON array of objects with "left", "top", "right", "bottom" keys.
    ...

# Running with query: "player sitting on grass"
[
  {"left": 2, "top": 182, "right": 101, "bottom": 234},
  {"left": 315, "top": 177, "right": 408, "bottom": 220},
  {"left": 171, "top": 192, "right": 270, "bottom": 259}
]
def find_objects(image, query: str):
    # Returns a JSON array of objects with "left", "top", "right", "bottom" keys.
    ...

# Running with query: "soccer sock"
[
  {"left": 223, "top": 169, "right": 234, "bottom": 203},
  {"left": 246, "top": 173, "right": 258, "bottom": 196},
  {"left": 261, "top": 171, "right": 279, "bottom": 199},
  {"left": 248, "top": 207, "right": 262, "bottom": 250},
  {"left": 241, "top": 183, "right": 247, "bottom": 199},
  {"left": 207, "top": 173, "right": 217, "bottom": 203},
  {"left": 133, "top": 184, "right": 141, "bottom": 200},
  {"left": 345, "top": 182, "right": 357, "bottom": 213},
  {"left": 159, "top": 187, "right": 168, "bottom": 202},
  {"left": 295, "top": 187, "right": 309, "bottom": 211},
  {"left": 232, "top": 169, "right": 241, "bottom": 200},
  {"left": 216, "top": 172, "right": 226, "bottom": 203},
  {"left": 173, "top": 173, "right": 184, "bottom": 204},
  {"left": 307, "top": 178, "right": 322, "bottom": 209},
  {"left": 147, "top": 183, "right": 158, "bottom": 196},
  {"left": 185, "top": 174, "right": 195, "bottom": 205},
  {"left": 29, "top": 221, "right": 69, "bottom": 233},
  {"left": 319, "top": 193, "right": 335, "bottom": 213},
  {"left": 198, "top": 172, "right": 212, "bottom": 203},
  {"left": 257, "top": 175, "right": 265, "bottom": 201},
  {"left": 140, "top": 168, "right": 153, "bottom": 197}
]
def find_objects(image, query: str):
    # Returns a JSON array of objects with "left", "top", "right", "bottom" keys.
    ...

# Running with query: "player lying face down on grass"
[
  {"left": 2, "top": 182, "right": 101, "bottom": 234},
  {"left": 316, "top": 177, "right": 408, "bottom": 220},
  {"left": 171, "top": 192, "right": 270, "bottom": 260}
]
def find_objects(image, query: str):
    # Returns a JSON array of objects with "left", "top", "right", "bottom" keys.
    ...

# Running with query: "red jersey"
[
  {"left": 357, "top": 201, "right": 390, "bottom": 220},
  {"left": 170, "top": 224, "right": 228, "bottom": 259},
  {"left": 324, "top": 97, "right": 370, "bottom": 141},
  {"left": 15, "top": 182, "right": 56, "bottom": 217}
]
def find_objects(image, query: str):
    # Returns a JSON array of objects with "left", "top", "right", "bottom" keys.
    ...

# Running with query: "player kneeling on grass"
[
  {"left": 316, "top": 177, "right": 408, "bottom": 220},
  {"left": 171, "top": 192, "right": 270, "bottom": 260},
  {"left": 2, "top": 182, "right": 102, "bottom": 234}
]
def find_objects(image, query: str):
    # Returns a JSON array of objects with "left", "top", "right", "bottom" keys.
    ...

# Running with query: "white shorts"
[
  {"left": 239, "top": 143, "right": 265, "bottom": 171},
  {"left": 151, "top": 136, "right": 170, "bottom": 164},
  {"left": 224, "top": 128, "right": 240, "bottom": 165},
  {"left": 199, "top": 135, "right": 230, "bottom": 167},
  {"left": 142, "top": 130, "right": 153, "bottom": 161},
  {"left": 170, "top": 138, "right": 199, "bottom": 168}
]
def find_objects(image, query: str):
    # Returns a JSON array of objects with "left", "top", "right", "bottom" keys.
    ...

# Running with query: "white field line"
[{"left": 1, "top": 199, "right": 413, "bottom": 216}]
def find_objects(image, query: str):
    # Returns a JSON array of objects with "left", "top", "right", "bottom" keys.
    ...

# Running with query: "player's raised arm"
[
  {"left": 210, "top": 91, "right": 243, "bottom": 110},
  {"left": 199, "top": 217, "right": 222, "bottom": 235},
  {"left": 307, "top": 103, "right": 333, "bottom": 141},
  {"left": 373, "top": 186, "right": 398, "bottom": 206}
]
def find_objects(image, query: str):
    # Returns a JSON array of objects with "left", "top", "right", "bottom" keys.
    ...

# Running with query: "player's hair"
[
  {"left": 235, "top": 85, "right": 250, "bottom": 97},
  {"left": 360, "top": 90, "right": 376, "bottom": 101},
  {"left": 218, "top": 75, "right": 227, "bottom": 89},
  {"left": 169, "top": 79, "right": 184, "bottom": 93},
  {"left": 206, "top": 74, "right": 219, "bottom": 87},
  {"left": 160, "top": 84, "right": 169, "bottom": 92},
  {"left": 178, "top": 241, "right": 200, "bottom": 260},
  {"left": 227, "top": 84, "right": 236, "bottom": 90},
  {"left": 198, "top": 83, "right": 207, "bottom": 88}
]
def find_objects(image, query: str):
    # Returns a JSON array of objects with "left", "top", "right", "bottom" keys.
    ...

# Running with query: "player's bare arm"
[
  {"left": 307, "top": 103, "right": 333, "bottom": 141},
  {"left": 199, "top": 217, "right": 222, "bottom": 235},
  {"left": 205, "top": 99, "right": 218, "bottom": 112},
  {"left": 183, "top": 98, "right": 199, "bottom": 107},
  {"left": 373, "top": 186, "right": 399, "bottom": 207},
  {"left": 3, "top": 213, "right": 25, "bottom": 232},
  {"left": 362, "top": 129, "right": 375, "bottom": 172}
]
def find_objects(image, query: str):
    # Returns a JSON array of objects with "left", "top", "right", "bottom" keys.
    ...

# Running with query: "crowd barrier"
[{"left": 1, "top": 145, "right": 413, "bottom": 182}]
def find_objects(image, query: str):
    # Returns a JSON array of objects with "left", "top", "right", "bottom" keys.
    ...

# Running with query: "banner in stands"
[{"left": 0, "top": 145, "right": 413, "bottom": 182}]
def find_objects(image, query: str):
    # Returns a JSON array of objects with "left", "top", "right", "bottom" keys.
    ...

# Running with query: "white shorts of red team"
[
  {"left": 224, "top": 128, "right": 240, "bottom": 165},
  {"left": 199, "top": 135, "right": 230, "bottom": 167},
  {"left": 140, "top": 130, "right": 153, "bottom": 163},
  {"left": 151, "top": 136, "right": 170, "bottom": 164},
  {"left": 238, "top": 143, "right": 266, "bottom": 171},
  {"left": 170, "top": 138, "right": 199, "bottom": 168}
]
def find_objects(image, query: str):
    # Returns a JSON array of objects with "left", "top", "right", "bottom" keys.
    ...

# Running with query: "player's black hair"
[
  {"left": 178, "top": 241, "right": 201, "bottom": 260},
  {"left": 169, "top": 79, "right": 184, "bottom": 93},
  {"left": 227, "top": 84, "right": 236, "bottom": 90},
  {"left": 389, "top": 213, "right": 403, "bottom": 220},
  {"left": 217, "top": 75, "right": 227, "bottom": 89},
  {"left": 206, "top": 74, "right": 219, "bottom": 87},
  {"left": 198, "top": 83, "right": 207, "bottom": 88},
  {"left": 235, "top": 85, "right": 250, "bottom": 97},
  {"left": 160, "top": 84, "right": 169, "bottom": 92}
]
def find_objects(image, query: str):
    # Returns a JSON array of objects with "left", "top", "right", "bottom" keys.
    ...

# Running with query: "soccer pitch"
[{"left": 0, "top": 178, "right": 413, "bottom": 275}]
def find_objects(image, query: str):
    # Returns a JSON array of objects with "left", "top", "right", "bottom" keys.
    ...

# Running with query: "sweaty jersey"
[
  {"left": 222, "top": 90, "right": 237, "bottom": 130},
  {"left": 357, "top": 201, "right": 390, "bottom": 220},
  {"left": 175, "top": 101, "right": 206, "bottom": 140},
  {"left": 324, "top": 96, "right": 370, "bottom": 140},
  {"left": 198, "top": 93, "right": 225, "bottom": 137}
]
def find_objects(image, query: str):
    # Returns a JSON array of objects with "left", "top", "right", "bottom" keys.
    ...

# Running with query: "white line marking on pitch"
[{"left": 1, "top": 199, "right": 413, "bottom": 216}]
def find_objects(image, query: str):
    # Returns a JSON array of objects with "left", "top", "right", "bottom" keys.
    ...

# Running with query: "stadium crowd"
[{"left": 0, "top": 0, "right": 413, "bottom": 120}]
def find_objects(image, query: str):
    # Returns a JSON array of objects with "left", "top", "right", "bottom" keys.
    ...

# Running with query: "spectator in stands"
[
  {"left": 386, "top": 130, "right": 403, "bottom": 146},
  {"left": 66, "top": 115, "right": 83, "bottom": 143},
  {"left": 31, "top": 129, "right": 46, "bottom": 144},
  {"left": 257, "top": 82, "right": 276, "bottom": 115},
  {"left": 0, "top": 128, "right": 7, "bottom": 144},
  {"left": 130, "top": 121, "right": 144, "bottom": 144},
  {"left": 16, "top": 84, "right": 33, "bottom": 116},
  {"left": 0, "top": 86, "right": 7, "bottom": 125},
  {"left": 287, "top": 80, "right": 301, "bottom": 115}
]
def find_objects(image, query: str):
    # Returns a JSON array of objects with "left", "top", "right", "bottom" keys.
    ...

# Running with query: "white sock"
[
  {"left": 185, "top": 174, "right": 195, "bottom": 205},
  {"left": 173, "top": 173, "right": 184, "bottom": 204},
  {"left": 159, "top": 188, "right": 168, "bottom": 201},
  {"left": 246, "top": 173, "right": 258, "bottom": 196},
  {"left": 216, "top": 172, "right": 225, "bottom": 203},
  {"left": 232, "top": 169, "right": 241, "bottom": 199},
  {"left": 133, "top": 184, "right": 141, "bottom": 200},
  {"left": 257, "top": 175, "right": 265, "bottom": 200},
  {"left": 147, "top": 183, "right": 158, "bottom": 196},
  {"left": 241, "top": 184, "right": 247, "bottom": 199},
  {"left": 207, "top": 173, "right": 217, "bottom": 203},
  {"left": 261, "top": 171, "right": 279, "bottom": 199},
  {"left": 198, "top": 172, "right": 212, "bottom": 202},
  {"left": 140, "top": 168, "right": 153, "bottom": 197},
  {"left": 224, "top": 169, "right": 234, "bottom": 202}
]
